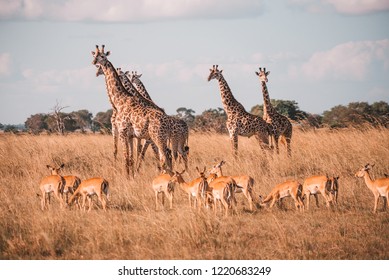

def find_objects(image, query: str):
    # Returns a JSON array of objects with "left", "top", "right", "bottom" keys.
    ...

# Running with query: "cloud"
[
  {"left": 0, "top": 0, "right": 264, "bottom": 22},
  {"left": 21, "top": 66, "right": 97, "bottom": 93},
  {"left": 324, "top": 0, "right": 389, "bottom": 15},
  {"left": 290, "top": 39, "right": 389, "bottom": 81},
  {"left": 288, "top": 0, "right": 389, "bottom": 15},
  {"left": 0, "top": 53, "right": 12, "bottom": 76}
]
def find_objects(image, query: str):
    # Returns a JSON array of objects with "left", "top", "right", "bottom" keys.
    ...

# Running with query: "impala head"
[
  {"left": 196, "top": 166, "right": 207, "bottom": 179},
  {"left": 128, "top": 71, "right": 142, "bottom": 84},
  {"left": 209, "top": 160, "right": 226, "bottom": 174},
  {"left": 47, "top": 163, "right": 65, "bottom": 175},
  {"left": 255, "top": 67, "right": 270, "bottom": 83},
  {"left": 207, "top": 65, "right": 223, "bottom": 82},
  {"left": 355, "top": 163, "right": 375, "bottom": 178},
  {"left": 170, "top": 169, "right": 186, "bottom": 184},
  {"left": 91, "top": 44, "right": 111, "bottom": 67}
]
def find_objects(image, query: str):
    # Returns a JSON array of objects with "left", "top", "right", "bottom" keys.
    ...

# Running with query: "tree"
[
  {"left": 93, "top": 109, "right": 113, "bottom": 133},
  {"left": 193, "top": 107, "right": 227, "bottom": 133},
  {"left": 71, "top": 109, "right": 93, "bottom": 132},
  {"left": 176, "top": 107, "right": 195, "bottom": 127},
  {"left": 25, "top": 113, "right": 49, "bottom": 134},
  {"left": 50, "top": 102, "right": 69, "bottom": 135},
  {"left": 251, "top": 99, "right": 308, "bottom": 121},
  {"left": 322, "top": 101, "right": 389, "bottom": 128}
]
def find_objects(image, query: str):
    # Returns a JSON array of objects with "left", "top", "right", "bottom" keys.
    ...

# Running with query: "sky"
[{"left": 0, "top": 0, "right": 389, "bottom": 125}]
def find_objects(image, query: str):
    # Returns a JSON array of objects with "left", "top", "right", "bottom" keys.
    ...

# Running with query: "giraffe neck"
[
  {"left": 217, "top": 75, "right": 245, "bottom": 116},
  {"left": 133, "top": 79, "right": 153, "bottom": 102},
  {"left": 119, "top": 73, "right": 143, "bottom": 99},
  {"left": 261, "top": 81, "right": 275, "bottom": 121},
  {"left": 101, "top": 61, "right": 133, "bottom": 107}
]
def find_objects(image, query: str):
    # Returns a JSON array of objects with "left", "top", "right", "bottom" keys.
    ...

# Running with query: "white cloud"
[
  {"left": 324, "top": 0, "right": 389, "bottom": 15},
  {"left": 291, "top": 39, "right": 389, "bottom": 81},
  {"left": 21, "top": 66, "right": 97, "bottom": 93},
  {"left": 0, "top": 0, "right": 264, "bottom": 22},
  {"left": 288, "top": 0, "right": 389, "bottom": 15},
  {"left": 0, "top": 53, "right": 12, "bottom": 76}
]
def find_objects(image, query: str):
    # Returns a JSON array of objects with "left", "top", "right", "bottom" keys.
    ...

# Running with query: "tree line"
[{"left": 1, "top": 100, "right": 388, "bottom": 134}]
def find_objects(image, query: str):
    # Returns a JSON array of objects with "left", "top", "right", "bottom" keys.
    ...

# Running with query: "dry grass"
[{"left": 0, "top": 128, "right": 388, "bottom": 260}]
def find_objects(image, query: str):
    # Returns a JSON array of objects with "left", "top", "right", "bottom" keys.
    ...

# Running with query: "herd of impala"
[{"left": 38, "top": 161, "right": 388, "bottom": 215}]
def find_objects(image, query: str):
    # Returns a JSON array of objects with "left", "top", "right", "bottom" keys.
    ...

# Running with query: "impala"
[
  {"left": 68, "top": 177, "right": 109, "bottom": 212},
  {"left": 47, "top": 164, "right": 81, "bottom": 203},
  {"left": 208, "top": 178, "right": 237, "bottom": 216},
  {"left": 170, "top": 167, "right": 209, "bottom": 210},
  {"left": 259, "top": 180, "right": 304, "bottom": 211},
  {"left": 39, "top": 167, "right": 66, "bottom": 210},
  {"left": 355, "top": 163, "right": 389, "bottom": 213},
  {"left": 209, "top": 160, "right": 256, "bottom": 211},
  {"left": 302, "top": 175, "right": 340, "bottom": 210},
  {"left": 151, "top": 170, "right": 175, "bottom": 210}
]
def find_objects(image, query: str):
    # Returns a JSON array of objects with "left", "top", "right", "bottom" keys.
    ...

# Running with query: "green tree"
[
  {"left": 71, "top": 109, "right": 93, "bottom": 131},
  {"left": 193, "top": 107, "right": 227, "bottom": 133},
  {"left": 176, "top": 107, "right": 195, "bottom": 127},
  {"left": 93, "top": 109, "right": 113, "bottom": 133},
  {"left": 251, "top": 99, "right": 308, "bottom": 121},
  {"left": 25, "top": 113, "right": 49, "bottom": 134}
]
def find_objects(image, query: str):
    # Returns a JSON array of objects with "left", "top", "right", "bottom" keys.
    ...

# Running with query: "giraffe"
[
  {"left": 207, "top": 65, "right": 270, "bottom": 156},
  {"left": 96, "top": 65, "right": 152, "bottom": 170},
  {"left": 127, "top": 70, "right": 189, "bottom": 170},
  {"left": 95, "top": 65, "right": 120, "bottom": 162},
  {"left": 256, "top": 67, "right": 292, "bottom": 157},
  {"left": 91, "top": 45, "right": 172, "bottom": 176}
]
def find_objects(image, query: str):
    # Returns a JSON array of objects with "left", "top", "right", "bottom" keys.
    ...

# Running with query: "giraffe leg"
[
  {"left": 229, "top": 132, "right": 238, "bottom": 157},
  {"left": 136, "top": 139, "right": 150, "bottom": 172}
]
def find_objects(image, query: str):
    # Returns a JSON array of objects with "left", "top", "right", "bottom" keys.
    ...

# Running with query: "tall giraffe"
[
  {"left": 92, "top": 45, "right": 172, "bottom": 176},
  {"left": 256, "top": 67, "right": 292, "bottom": 157},
  {"left": 96, "top": 65, "right": 154, "bottom": 170},
  {"left": 128, "top": 70, "right": 189, "bottom": 170},
  {"left": 208, "top": 65, "right": 270, "bottom": 156},
  {"left": 95, "top": 65, "right": 120, "bottom": 161}
]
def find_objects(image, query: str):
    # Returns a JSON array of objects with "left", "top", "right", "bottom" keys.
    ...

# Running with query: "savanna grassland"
[{"left": 0, "top": 127, "right": 388, "bottom": 260}]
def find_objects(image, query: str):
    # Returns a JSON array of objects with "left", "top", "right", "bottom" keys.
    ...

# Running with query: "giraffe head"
[
  {"left": 207, "top": 65, "right": 223, "bottom": 81},
  {"left": 255, "top": 67, "right": 270, "bottom": 83},
  {"left": 91, "top": 45, "right": 111, "bottom": 66},
  {"left": 128, "top": 71, "right": 143, "bottom": 85},
  {"left": 115, "top": 67, "right": 126, "bottom": 80}
]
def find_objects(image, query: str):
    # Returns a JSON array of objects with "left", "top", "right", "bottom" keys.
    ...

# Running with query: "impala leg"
[
  {"left": 87, "top": 196, "right": 92, "bottom": 212},
  {"left": 305, "top": 193, "right": 310, "bottom": 210},
  {"left": 82, "top": 194, "right": 87, "bottom": 211},
  {"left": 41, "top": 191, "right": 46, "bottom": 210},
  {"left": 373, "top": 195, "right": 379, "bottom": 213},
  {"left": 169, "top": 193, "right": 173, "bottom": 210},
  {"left": 155, "top": 192, "right": 159, "bottom": 211}
]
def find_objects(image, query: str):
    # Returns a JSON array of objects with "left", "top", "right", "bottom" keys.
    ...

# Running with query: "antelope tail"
[{"left": 102, "top": 179, "right": 110, "bottom": 201}]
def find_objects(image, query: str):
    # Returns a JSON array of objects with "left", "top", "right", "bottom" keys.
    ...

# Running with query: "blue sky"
[{"left": 1, "top": 0, "right": 389, "bottom": 124}]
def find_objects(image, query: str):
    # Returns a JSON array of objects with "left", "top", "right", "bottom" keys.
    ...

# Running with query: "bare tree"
[{"left": 51, "top": 101, "right": 69, "bottom": 135}]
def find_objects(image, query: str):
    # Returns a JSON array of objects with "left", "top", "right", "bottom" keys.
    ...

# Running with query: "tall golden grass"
[{"left": 0, "top": 127, "right": 388, "bottom": 260}]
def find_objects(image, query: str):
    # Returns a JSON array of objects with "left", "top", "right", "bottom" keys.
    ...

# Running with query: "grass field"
[{"left": 0, "top": 127, "right": 388, "bottom": 260}]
